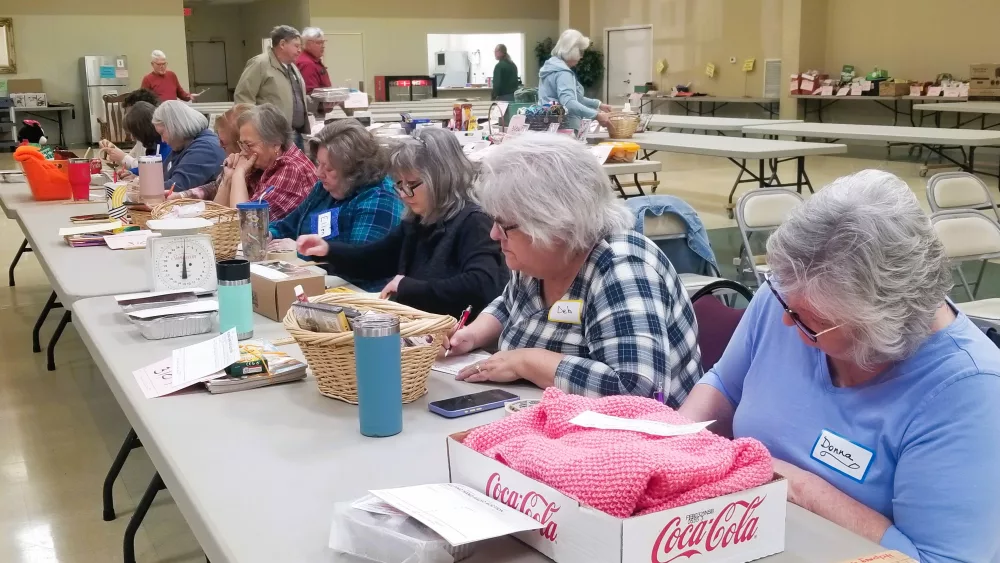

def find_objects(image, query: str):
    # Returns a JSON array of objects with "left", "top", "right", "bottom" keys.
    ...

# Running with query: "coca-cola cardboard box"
[{"left": 447, "top": 432, "right": 787, "bottom": 563}]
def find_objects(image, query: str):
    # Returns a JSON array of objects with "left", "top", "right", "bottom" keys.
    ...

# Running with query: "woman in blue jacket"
[
  {"left": 538, "top": 29, "right": 613, "bottom": 132},
  {"left": 152, "top": 100, "right": 226, "bottom": 191}
]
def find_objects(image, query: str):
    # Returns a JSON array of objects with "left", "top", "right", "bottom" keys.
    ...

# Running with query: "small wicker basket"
[
  {"left": 128, "top": 207, "right": 152, "bottom": 229},
  {"left": 283, "top": 294, "right": 457, "bottom": 404},
  {"left": 150, "top": 198, "right": 240, "bottom": 260},
  {"left": 607, "top": 111, "right": 641, "bottom": 139}
]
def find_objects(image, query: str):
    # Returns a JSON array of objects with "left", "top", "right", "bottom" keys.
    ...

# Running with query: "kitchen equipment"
[
  {"left": 434, "top": 51, "right": 470, "bottom": 88},
  {"left": 374, "top": 76, "right": 438, "bottom": 102},
  {"left": 147, "top": 218, "right": 218, "bottom": 292},
  {"left": 80, "top": 55, "right": 130, "bottom": 145}
]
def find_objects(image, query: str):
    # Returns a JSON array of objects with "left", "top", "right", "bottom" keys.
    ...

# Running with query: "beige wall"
[
  {"left": 239, "top": 0, "right": 310, "bottom": 64},
  {"left": 590, "top": 0, "right": 783, "bottom": 100},
  {"left": 184, "top": 4, "right": 246, "bottom": 94},
  {"left": 2, "top": 0, "right": 187, "bottom": 145}
]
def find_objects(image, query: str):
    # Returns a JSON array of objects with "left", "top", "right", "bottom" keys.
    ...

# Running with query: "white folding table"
[
  {"left": 913, "top": 101, "right": 1000, "bottom": 130},
  {"left": 641, "top": 96, "right": 779, "bottom": 118},
  {"left": 646, "top": 115, "right": 802, "bottom": 135}
]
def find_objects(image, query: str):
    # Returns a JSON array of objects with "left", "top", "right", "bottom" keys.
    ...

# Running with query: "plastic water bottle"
[{"left": 353, "top": 314, "right": 402, "bottom": 437}]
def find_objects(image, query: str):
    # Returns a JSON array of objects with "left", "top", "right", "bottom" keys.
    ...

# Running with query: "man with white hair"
[
  {"left": 295, "top": 27, "right": 333, "bottom": 116},
  {"left": 140, "top": 50, "right": 196, "bottom": 102}
]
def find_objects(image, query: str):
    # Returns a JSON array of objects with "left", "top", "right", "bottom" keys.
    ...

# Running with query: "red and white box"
[{"left": 447, "top": 432, "right": 788, "bottom": 563}]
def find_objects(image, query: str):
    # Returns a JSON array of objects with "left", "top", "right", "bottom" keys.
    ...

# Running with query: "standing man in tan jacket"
[{"left": 235, "top": 25, "right": 311, "bottom": 149}]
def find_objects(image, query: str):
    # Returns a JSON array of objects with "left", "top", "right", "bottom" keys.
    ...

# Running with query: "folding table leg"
[
  {"left": 8, "top": 238, "right": 30, "bottom": 287},
  {"left": 611, "top": 176, "right": 628, "bottom": 199},
  {"left": 32, "top": 291, "right": 61, "bottom": 354},
  {"left": 103, "top": 428, "right": 142, "bottom": 521},
  {"left": 47, "top": 311, "right": 71, "bottom": 372},
  {"left": 124, "top": 472, "right": 165, "bottom": 563}
]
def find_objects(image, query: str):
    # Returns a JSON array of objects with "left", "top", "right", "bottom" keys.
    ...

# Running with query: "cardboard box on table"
[
  {"left": 970, "top": 63, "right": 1000, "bottom": 97},
  {"left": 447, "top": 431, "right": 788, "bottom": 563},
  {"left": 879, "top": 81, "right": 911, "bottom": 97},
  {"left": 249, "top": 261, "right": 325, "bottom": 321}
]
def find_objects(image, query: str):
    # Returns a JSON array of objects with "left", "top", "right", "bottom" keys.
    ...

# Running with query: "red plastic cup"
[
  {"left": 90, "top": 158, "right": 102, "bottom": 175},
  {"left": 68, "top": 158, "right": 91, "bottom": 201}
]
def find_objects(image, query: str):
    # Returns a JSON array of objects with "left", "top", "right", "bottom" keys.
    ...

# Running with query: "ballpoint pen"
[{"left": 444, "top": 305, "right": 472, "bottom": 357}]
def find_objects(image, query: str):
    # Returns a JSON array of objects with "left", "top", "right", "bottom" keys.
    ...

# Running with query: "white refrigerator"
[{"left": 80, "top": 55, "right": 130, "bottom": 144}]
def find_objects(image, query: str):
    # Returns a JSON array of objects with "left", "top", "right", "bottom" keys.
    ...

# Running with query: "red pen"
[{"left": 445, "top": 306, "right": 472, "bottom": 357}]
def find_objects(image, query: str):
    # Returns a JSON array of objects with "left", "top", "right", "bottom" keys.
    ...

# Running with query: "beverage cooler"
[{"left": 373, "top": 75, "right": 437, "bottom": 102}]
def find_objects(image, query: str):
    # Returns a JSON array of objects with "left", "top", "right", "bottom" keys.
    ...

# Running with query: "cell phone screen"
[{"left": 430, "top": 389, "right": 519, "bottom": 412}]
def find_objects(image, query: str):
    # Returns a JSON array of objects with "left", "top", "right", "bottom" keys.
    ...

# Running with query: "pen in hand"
[{"left": 444, "top": 305, "right": 473, "bottom": 358}]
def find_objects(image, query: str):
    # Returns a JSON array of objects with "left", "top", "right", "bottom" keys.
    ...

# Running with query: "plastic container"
[
  {"left": 138, "top": 155, "right": 165, "bottom": 206},
  {"left": 354, "top": 313, "right": 403, "bottom": 437},
  {"left": 236, "top": 200, "right": 270, "bottom": 263},
  {"left": 13, "top": 145, "right": 71, "bottom": 201},
  {"left": 130, "top": 312, "right": 217, "bottom": 340},
  {"left": 600, "top": 141, "right": 641, "bottom": 163},
  {"left": 217, "top": 260, "right": 254, "bottom": 340},
  {"left": 68, "top": 158, "right": 91, "bottom": 201}
]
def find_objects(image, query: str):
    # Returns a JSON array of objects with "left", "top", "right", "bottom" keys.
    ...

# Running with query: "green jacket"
[
  {"left": 492, "top": 58, "right": 519, "bottom": 100},
  {"left": 234, "top": 49, "right": 309, "bottom": 127}
]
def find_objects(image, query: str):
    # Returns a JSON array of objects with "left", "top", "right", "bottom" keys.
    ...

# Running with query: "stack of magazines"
[{"left": 205, "top": 340, "right": 307, "bottom": 394}]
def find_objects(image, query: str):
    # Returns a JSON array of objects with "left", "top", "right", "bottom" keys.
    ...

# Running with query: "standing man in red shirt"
[
  {"left": 295, "top": 28, "right": 332, "bottom": 116},
  {"left": 141, "top": 50, "right": 200, "bottom": 102}
]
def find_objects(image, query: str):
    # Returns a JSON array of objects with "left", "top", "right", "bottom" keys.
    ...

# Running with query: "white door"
[
  {"left": 605, "top": 27, "right": 652, "bottom": 104},
  {"left": 325, "top": 33, "right": 366, "bottom": 91}
]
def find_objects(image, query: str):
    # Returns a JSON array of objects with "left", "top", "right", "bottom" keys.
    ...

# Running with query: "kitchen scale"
[{"left": 146, "top": 218, "right": 218, "bottom": 292}]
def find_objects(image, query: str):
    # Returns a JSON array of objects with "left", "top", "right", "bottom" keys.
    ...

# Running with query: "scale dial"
[{"left": 149, "top": 234, "right": 218, "bottom": 292}]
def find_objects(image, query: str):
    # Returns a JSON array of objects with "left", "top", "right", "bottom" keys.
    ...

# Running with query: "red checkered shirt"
[{"left": 246, "top": 145, "right": 317, "bottom": 221}]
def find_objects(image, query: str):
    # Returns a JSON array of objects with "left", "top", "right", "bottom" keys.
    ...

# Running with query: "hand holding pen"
[{"left": 444, "top": 306, "right": 473, "bottom": 358}]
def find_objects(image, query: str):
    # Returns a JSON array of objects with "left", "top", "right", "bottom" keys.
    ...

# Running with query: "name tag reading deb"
[
  {"left": 548, "top": 299, "right": 583, "bottom": 325},
  {"left": 310, "top": 209, "right": 340, "bottom": 239},
  {"left": 810, "top": 428, "right": 875, "bottom": 483}
]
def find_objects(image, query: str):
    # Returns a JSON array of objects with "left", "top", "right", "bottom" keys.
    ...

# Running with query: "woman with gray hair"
[
  {"left": 441, "top": 133, "right": 701, "bottom": 403},
  {"left": 214, "top": 103, "right": 316, "bottom": 220},
  {"left": 152, "top": 100, "right": 226, "bottom": 191},
  {"left": 680, "top": 170, "right": 1000, "bottom": 562},
  {"left": 298, "top": 128, "right": 508, "bottom": 319},
  {"left": 538, "top": 29, "right": 612, "bottom": 131}
]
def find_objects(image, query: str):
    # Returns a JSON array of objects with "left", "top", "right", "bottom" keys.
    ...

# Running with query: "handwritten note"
[
  {"left": 132, "top": 329, "right": 238, "bottom": 398},
  {"left": 105, "top": 230, "right": 157, "bottom": 250},
  {"left": 569, "top": 411, "right": 714, "bottom": 437}
]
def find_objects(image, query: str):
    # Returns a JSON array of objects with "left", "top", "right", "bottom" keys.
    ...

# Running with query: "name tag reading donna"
[
  {"left": 548, "top": 300, "right": 582, "bottom": 324},
  {"left": 810, "top": 429, "right": 874, "bottom": 483}
]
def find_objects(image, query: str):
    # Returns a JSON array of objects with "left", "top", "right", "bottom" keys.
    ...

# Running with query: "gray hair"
[
  {"left": 237, "top": 103, "right": 292, "bottom": 150},
  {"left": 151, "top": 100, "right": 208, "bottom": 142},
  {"left": 552, "top": 29, "right": 590, "bottom": 62},
  {"left": 270, "top": 25, "right": 301, "bottom": 46},
  {"left": 389, "top": 128, "right": 473, "bottom": 224},
  {"left": 766, "top": 169, "right": 953, "bottom": 368},
  {"left": 308, "top": 120, "right": 388, "bottom": 191},
  {"left": 301, "top": 27, "right": 324, "bottom": 40},
  {"left": 476, "top": 133, "right": 632, "bottom": 252},
  {"left": 151, "top": 50, "right": 166, "bottom": 61}
]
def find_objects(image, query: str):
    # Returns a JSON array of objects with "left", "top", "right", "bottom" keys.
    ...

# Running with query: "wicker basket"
[
  {"left": 128, "top": 207, "right": 152, "bottom": 229},
  {"left": 150, "top": 198, "right": 240, "bottom": 260},
  {"left": 607, "top": 112, "right": 641, "bottom": 139},
  {"left": 283, "top": 294, "right": 457, "bottom": 404}
]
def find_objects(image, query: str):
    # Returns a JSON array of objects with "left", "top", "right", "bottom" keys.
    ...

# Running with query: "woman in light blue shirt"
[{"left": 680, "top": 170, "right": 1000, "bottom": 563}]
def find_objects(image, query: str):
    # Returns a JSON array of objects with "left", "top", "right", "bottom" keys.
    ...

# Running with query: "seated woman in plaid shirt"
[
  {"left": 267, "top": 120, "right": 405, "bottom": 292},
  {"left": 214, "top": 104, "right": 316, "bottom": 221},
  {"left": 446, "top": 134, "right": 703, "bottom": 405}
]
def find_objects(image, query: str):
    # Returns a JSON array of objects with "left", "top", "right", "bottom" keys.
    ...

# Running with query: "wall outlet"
[{"left": 729, "top": 57, "right": 737, "bottom": 64}]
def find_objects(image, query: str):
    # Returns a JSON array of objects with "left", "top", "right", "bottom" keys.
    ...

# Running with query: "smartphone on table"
[{"left": 428, "top": 389, "right": 519, "bottom": 418}]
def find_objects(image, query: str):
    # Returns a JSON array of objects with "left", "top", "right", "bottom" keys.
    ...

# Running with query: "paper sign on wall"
[
  {"left": 705, "top": 63, "right": 716, "bottom": 78},
  {"left": 742, "top": 58, "right": 756, "bottom": 72}
]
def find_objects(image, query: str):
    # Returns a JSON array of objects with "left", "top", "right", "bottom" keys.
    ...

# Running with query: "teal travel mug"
[
  {"left": 217, "top": 259, "right": 254, "bottom": 340},
  {"left": 353, "top": 314, "right": 402, "bottom": 437}
]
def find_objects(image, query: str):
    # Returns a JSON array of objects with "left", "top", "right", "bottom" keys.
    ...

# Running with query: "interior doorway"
[
  {"left": 186, "top": 40, "right": 230, "bottom": 102},
  {"left": 605, "top": 26, "right": 653, "bottom": 105}
]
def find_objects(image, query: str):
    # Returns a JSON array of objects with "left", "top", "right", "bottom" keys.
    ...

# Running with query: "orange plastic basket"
[{"left": 13, "top": 146, "right": 72, "bottom": 201}]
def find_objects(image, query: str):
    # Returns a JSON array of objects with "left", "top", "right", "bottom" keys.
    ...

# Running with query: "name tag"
[
  {"left": 810, "top": 429, "right": 874, "bottom": 483},
  {"left": 548, "top": 300, "right": 583, "bottom": 324},
  {"left": 310, "top": 209, "right": 339, "bottom": 239}
]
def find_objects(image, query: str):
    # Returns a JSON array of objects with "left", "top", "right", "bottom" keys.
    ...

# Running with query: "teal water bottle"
[
  {"left": 353, "top": 314, "right": 402, "bottom": 437},
  {"left": 217, "top": 259, "right": 254, "bottom": 340}
]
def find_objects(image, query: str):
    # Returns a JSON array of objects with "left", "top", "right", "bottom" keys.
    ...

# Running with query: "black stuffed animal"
[{"left": 16, "top": 119, "right": 47, "bottom": 145}]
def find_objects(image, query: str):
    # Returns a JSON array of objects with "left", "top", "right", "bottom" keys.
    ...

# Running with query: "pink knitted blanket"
[{"left": 464, "top": 388, "right": 773, "bottom": 518}]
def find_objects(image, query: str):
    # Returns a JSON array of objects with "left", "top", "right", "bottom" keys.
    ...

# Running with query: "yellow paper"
[
  {"left": 655, "top": 59, "right": 667, "bottom": 74},
  {"left": 743, "top": 58, "right": 756, "bottom": 72},
  {"left": 705, "top": 63, "right": 716, "bottom": 78}
]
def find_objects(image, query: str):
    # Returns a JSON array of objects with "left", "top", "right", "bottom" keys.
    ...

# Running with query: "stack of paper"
[
  {"left": 59, "top": 220, "right": 123, "bottom": 247},
  {"left": 131, "top": 329, "right": 240, "bottom": 398}
]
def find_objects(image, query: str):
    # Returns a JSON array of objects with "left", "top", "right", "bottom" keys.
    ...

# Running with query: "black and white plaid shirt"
[{"left": 484, "top": 232, "right": 702, "bottom": 407}]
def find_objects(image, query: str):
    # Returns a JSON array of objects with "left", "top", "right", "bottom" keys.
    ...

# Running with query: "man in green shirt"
[{"left": 491, "top": 44, "right": 520, "bottom": 101}]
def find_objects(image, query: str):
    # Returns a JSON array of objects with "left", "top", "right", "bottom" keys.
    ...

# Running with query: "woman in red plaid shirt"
[{"left": 215, "top": 103, "right": 317, "bottom": 220}]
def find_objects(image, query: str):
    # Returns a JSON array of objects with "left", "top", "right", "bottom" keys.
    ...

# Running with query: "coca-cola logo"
[
  {"left": 650, "top": 496, "right": 764, "bottom": 563},
  {"left": 485, "top": 472, "right": 559, "bottom": 542}
]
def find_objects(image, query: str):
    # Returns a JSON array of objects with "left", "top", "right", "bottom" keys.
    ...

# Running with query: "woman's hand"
[
  {"left": 100, "top": 140, "right": 126, "bottom": 165},
  {"left": 595, "top": 112, "right": 612, "bottom": 127},
  {"left": 166, "top": 190, "right": 183, "bottom": 200},
  {"left": 772, "top": 458, "right": 816, "bottom": 508},
  {"left": 456, "top": 350, "right": 524, "bottom": 383},
  {"left": 234, "top": 153, "right": 257, "bottom": 175},
  {"left": 296, "top": 234, "right": 329, "bottom": 257},
  {"left": 267, "top": 238, "right": 297, "bottom": 252},
  {"left": 222, "top": 153, "right": 239, "bottom": 181},
  {"left": 379, "top": 275, "right": 405, "bottom": 299},
  {"left": 599, "top": 103, "right": 612, "bottom": 112}
]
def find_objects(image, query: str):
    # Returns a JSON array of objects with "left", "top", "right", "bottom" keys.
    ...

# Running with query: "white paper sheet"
[
  {"left": 350, "top": 494, "right": 407, "bottom": 517},
  {"left": 370, "top": 483, "right": 543, "bottom": 546},
  {"left": 569, "top": 410, "right": 714, "bottom": 437},
  {"left": 115, "top": 288, "right": 213, "bottom": 303},
  {"left": 171, "top": 329, "right": 240, "bottom": 388},
  {"left": 432, "top": 351, "right": 492, "bottom": 376},
  {"left": 126, "top": 300, "right": 219, "bottom": 320},
  {"left": 249, "top": 263, "right": 289, "bottom": 280},
  {"left": 590, "top": 144, "right": 613, "bottom": 164},
  {"left": 58, "top": 220, "right": 122, "bottom": 237},
  {"left": 104, "top": 230, "right": 158, "bottom": 250}
]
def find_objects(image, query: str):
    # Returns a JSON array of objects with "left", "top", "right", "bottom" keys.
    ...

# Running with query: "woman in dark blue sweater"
[{"left": 298, "top": 128, "right": 509, "bottom": 320}]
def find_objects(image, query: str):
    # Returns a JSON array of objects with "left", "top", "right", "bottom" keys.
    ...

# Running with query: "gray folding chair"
[
  {"left": 735, "top": 188, "right": 804, "bottom": 286},
  {"left": 932, "top": 210, "right": 1000, "bottom": 324}
]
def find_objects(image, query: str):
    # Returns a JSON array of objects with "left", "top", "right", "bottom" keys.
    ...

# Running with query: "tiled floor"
[{"left": 0, "top": 145, "right": 996, "bottom": 562}]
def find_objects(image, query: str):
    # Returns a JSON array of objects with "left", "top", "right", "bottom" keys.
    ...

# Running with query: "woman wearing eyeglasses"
[
  {"left": 297, "top": 128, "right": 508, "bottom": 320},
  {"left": 214, "top": 103, "right": 316, "bottom": 220},
  {"left": 436, "top": 134, "right": 701, "bottom": 404},
  {"left": 680, "top": 170, "right": 1000, "bottom": 563}
]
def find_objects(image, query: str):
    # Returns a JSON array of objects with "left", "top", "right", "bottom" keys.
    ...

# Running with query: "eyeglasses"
[
  {"left": 393, "top": 180, "right": 424, "bottom": 198},
  {"left": 237, "top": 140, "right": 261, "bottom": 152},
  {"left": 764, "top": 273, "right": 842, "bottom": 342},
  {"left": 493, "top": 220, "right": 519, "bottom": 240}
]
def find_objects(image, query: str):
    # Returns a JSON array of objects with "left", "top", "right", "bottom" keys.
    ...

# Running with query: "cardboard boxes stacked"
[
  {"left": 970, "top": 63, "right": 1000, "bottom": 98},
  {"left": 0, "top": 79, "right": 47, "bottom": 108},
  {"left": 789, "top": 71, "right": 827, "bottom": 95}
]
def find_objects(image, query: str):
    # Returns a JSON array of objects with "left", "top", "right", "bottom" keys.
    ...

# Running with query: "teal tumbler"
[
  {"left": 353, "top": 314, "right": 402, "bottom": 437},
  {"left": 217, "top": 259, "right": 254, "bottom": 340}
]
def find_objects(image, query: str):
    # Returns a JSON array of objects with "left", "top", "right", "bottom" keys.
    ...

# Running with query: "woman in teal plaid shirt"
[{"left": 267, "top": 120, "right": 404, "bottom": 291}]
